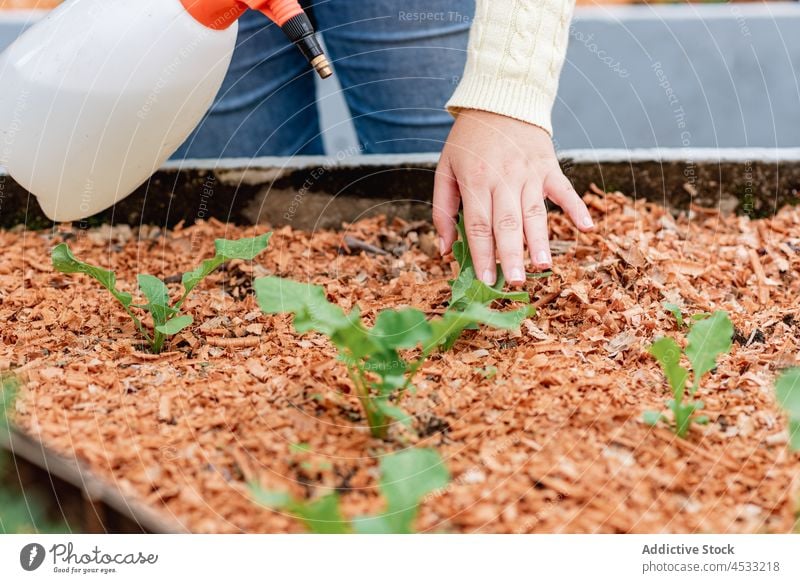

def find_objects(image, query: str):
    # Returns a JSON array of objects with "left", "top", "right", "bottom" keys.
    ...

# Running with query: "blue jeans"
[{"left": 173, "top": 0, "right": 474, "bottom": 158}]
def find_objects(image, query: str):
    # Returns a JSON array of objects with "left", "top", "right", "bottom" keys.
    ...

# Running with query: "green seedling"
[
  {"left": 290, "top": 443, "right": 333, "bottom": 473},
  {"left": 663, "top": 302, "right": 711, "bottom": 330},
  {"left": 775, "top": 368, "right": 800, "bottom": 451},
  {"left": 0, "top": 485, "right": 67, "bottom": 534},
  {"left": 476, "top": 365, "right": 498, "bottom": 380},
  {"left": 251, "top": 448, "right": 450, "bottom": 534},
  {"left": 255, "top": 276, "right": 532, "bottom": 438},
  {"left": 0, "top": 375, "right": 66, "bottom": 533},
  {"left": 449, "top": 214, "right": 530, "bottom": 311},
  {"left": 644, "top": 311, "right": 733, "bottom": 438},
  {"left": 0, "top": 375, "right": 18, "bottom": 432},
  {"left": 440, "top": 214, "right": 540, "bottom": 350},
  {"left": 52, "top": 234, "right": 271, "bottom": 353},
  {"left": 663, "top": 302, "right": 685, "bottom": 329}
]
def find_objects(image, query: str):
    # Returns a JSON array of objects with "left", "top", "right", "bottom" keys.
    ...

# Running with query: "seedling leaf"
[
  {"left": 290, "top": 493, "right": 350, "bottom": 534},
  {"left": 374, "top": 399, "right": 413, "bottom": 428},
  {"left": 1, "top": 375, "right": 19, "bottom": 431},
  {"left": 663, "top": 302, "right": 684, "bottom": 328},
  {"left": 380, "top": 448, "right": 449, "bottom": 511},
  {"left": 647, "top": 311, "right": 732, "bottom": 438},
  {"left": 352, "top": 514, "right": 393, "bottom": 534},
  {"left": 371, "top": 309, "right": 431, "bottom": 350},
  {"left": 251, "top": 449, "right": 449, "bottom": 534},
  {"left": 354, "top": 449, "right": 450, "bottom": 534},
  {"left": 137, "top": 274, "right": 175, "bottom": 327},
  {"left": 451, "top": 277, "right": 529, "bottom": 309},
  {"left": 215, "top": 233, "right": 273, "bottom": 261},
  {"left": 649, "top": 337, "right": 688, "bottom": 398},
  {"left": 181, "top": 234, "right": 272, "bottom": 297},
  {"left": 690, "top": 313, "right": 712, "bottom": 323},
  {"left": 155, "top": 315, "right": 194, "bottom": 336},
  {"left": 256, "top": 274, "right": 532, "bottom": 438},
  {"left": 775, "top": 368, "right": 800, "bottom": 451},
  {"left": 54, "top": 234, "right": 271, "bottom": 354},
  {"left": 52, "top": 244, "right": 132, "bottom": 308},
  {"left": 448, "top": 215, "right": 531, "bottom": 310},
  {"left": 426, "top": 303, "right": 534, "bottom": 352},
  {"left": 137, "top": 274, "right": 170, "bottom": 308},
  {"left": 181, "top": 257, "right": 225, "bottom": 296},
  {"left": 685, "top": 311, "right": 733, "bottom": 390},
  {"left": 255, "top": 277, "right": 350, "bottom": 336},
  {"left": 643, "top": 410, "right": 664, "bottom": 426},
  {"left": 250, "top": 487, "right": 293, "bottom": 509},
  {"left": 251, "top": 486, "right": 350, "bottom": 534}
]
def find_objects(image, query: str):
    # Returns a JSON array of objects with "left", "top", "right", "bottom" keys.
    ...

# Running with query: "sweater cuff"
[{"left": 446, "top": 73, "right": 555, "bottom": 136}]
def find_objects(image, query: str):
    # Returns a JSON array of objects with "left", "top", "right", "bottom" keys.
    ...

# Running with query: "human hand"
[{"left": 433, "top": 109, "right": 595, "bottom": 286}]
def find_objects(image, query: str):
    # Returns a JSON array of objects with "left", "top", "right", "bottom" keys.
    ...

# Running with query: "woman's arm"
[{"left": 434, "top": 0, "right": 594, "bottom": 285}]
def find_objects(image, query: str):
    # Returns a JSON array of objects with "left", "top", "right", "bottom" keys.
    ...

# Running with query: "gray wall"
[
  {"left": 555, "top": 3, "right": 800, "bottom": 149},
  {"left": 3, "top": 3, "right": 799, "bottom": 151}
]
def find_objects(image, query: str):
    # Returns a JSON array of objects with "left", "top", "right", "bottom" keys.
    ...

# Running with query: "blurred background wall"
[{"left": 2, "top": 1, "right": 798, "bottom": 152}]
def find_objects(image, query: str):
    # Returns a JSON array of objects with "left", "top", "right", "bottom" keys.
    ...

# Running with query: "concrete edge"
[
  {"left": 158, "top": 147, "right": 800, "bottom": 173},
  {"left": 2, "top": 151, "right": 799, "bottom": 230},
  {"left": 572, "top": 1, "right": 800, "bottom": 21},
  {"left": 6, "top": 147, "right": 800, "bottom": 180}
]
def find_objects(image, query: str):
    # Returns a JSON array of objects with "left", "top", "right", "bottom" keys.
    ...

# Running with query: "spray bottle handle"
[{"left": 181, "top": 0, "right": 331, "bottom": 78}]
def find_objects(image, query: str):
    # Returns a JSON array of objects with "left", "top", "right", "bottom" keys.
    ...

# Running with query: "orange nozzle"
[
  {"left": 181, "top": 0, "right": 331, "bottom": 79},
  {"left": 181, "top": 0, "right": 304, "bottom": 30}
]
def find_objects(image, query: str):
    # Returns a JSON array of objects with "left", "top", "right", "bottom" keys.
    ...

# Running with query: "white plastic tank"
[{"left": 0, "top": 0, "right": 237, "bottom": 221}]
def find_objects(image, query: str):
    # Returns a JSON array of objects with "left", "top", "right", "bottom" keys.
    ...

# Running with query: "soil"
[{"left": 1, "top": 188, "right": 799, "bottom": 533}]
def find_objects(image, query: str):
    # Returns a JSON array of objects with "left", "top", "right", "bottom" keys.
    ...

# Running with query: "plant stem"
[
  {"left": 347, "top": 363, "right": 386, "bottom": 439},
  {"left": 399, "top": 348, "right": 433, "bottom": 394},
  {"left": 151, "top": 331, "right": 166, "bottom": 354},
  {"left": 173, "top": 256, "right": 224, "bottom": 313},
  {"left": 122, "top": 306, "right": 152, "bottom": 345},
  {"left": 172, "top": 292, "right": 191, "bottom": 314}
]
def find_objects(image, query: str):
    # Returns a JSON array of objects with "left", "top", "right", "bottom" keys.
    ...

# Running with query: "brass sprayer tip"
[
  {"left": 311, "top": 55, "right": 333, "bottom": 79},
  {"left": 281, "top": 14, "right": 333, "bottom": 80}
]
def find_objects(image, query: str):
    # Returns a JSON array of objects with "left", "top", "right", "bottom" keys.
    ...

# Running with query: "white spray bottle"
[{"left": 0, "top": 0, "right": 330, "bottom": 222}]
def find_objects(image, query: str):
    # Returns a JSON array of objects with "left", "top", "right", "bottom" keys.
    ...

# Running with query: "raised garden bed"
[{"left": 2, "top": 186, "right": 799, "bottom": 533}]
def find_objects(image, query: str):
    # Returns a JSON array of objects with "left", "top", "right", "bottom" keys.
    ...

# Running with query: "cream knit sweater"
[{"left": 446, "top": 0, "right": 575, "bottom": 136}]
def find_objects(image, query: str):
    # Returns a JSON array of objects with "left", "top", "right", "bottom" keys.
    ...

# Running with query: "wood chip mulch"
[{"left": 2, "top": 188, "right": 799, "bottom": 533}]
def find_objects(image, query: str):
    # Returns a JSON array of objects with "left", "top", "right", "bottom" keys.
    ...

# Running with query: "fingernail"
[
  {"left": 581, "top": 216, "right": 595, "bottom": 229},
  {"left": 481, "top": 269, "right": 496, "bottom": 285},
  {"left": 510, "top": 267, "right": 525, "bottom": 283},
  {"left": 439, "top": 237, "right": 446, "bottom": 255},
  {"left": 536, "top": 250, "right": 551, "bottom": 267}
]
